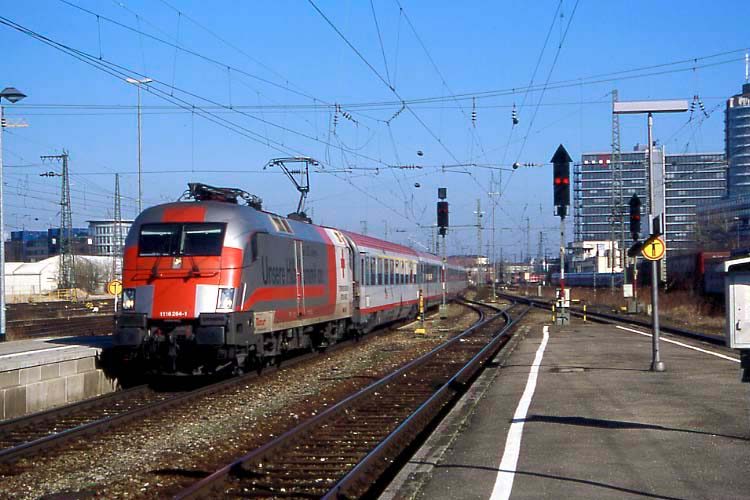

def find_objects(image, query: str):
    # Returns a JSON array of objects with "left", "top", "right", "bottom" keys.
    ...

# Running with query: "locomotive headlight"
[
  {"left": 122, "top": 288, "right": 136, "bottom": 311},
  {"left": 217, "top": 287, "right": 235, "bottom": 310}
]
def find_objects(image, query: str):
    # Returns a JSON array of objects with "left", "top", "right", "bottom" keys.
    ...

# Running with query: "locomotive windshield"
[{"left": 138, "top": 223, "right": 225, "bottom": 256}]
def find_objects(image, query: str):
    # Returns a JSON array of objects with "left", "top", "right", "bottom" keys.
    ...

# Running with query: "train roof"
[{"left": 340, "top": 230, "right": 419, "bottom": 256}]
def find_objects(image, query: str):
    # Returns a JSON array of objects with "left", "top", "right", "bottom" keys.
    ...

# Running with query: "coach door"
[{"left": 294, "top": 240, "right": 305, "bottom": 317}]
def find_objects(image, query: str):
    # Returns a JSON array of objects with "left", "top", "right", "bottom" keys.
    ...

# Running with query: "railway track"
[
  {"left": 173, "top": 299, "right": 528, "bottom": 500},
  {"left": 497, "top": 291, "right": 724, "bottom": 345},
  {"left": 0, "top": 384, "right": 176, "bottom": 465},
  {"left": 0, "top": 302, "right": 482, "bottom": 473}
]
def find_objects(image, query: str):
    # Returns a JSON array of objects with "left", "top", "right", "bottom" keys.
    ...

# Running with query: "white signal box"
[{"left": 724, "top": 257, "right": 750, "bottom": 349}]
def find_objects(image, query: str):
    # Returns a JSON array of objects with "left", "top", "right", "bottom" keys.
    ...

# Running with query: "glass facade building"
[
  {"left": 726, "top": 83, "right": 750, "bottom": 196},
  {"left": 575, "top": 148, "right": 727, "bottom": 254}
]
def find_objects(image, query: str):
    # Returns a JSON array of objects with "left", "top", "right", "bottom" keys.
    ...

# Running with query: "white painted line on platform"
[
  {"left": 615, "top": 325, "right": 739, "bottom": 363},
  {"left": 0, "top": 345, "right": 80, "bottom": 360},
  {"left": 490, "top": 325, "right": 549, "bottom": 500}
]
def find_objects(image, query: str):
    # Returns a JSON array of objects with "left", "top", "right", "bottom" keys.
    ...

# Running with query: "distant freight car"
[
  {"left": 550, "top": 272, "right": 624, "bottom": 287},
  {"left": 667, "top": 251, "right": 729, "bottom": 295}
]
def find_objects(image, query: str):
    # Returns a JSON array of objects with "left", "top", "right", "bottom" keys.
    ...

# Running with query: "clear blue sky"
[{"left": 1, "top": 0, "right": 747, "bottom": 260}]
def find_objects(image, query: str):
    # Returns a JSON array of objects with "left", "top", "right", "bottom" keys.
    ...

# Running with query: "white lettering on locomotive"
[{"left": 159, "top": 311, "right": 188, "bottom": 318}]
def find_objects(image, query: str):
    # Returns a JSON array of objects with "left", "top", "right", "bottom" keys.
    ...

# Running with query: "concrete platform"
[
  {"left": 0, "top": 336, "right": 115, "bottom": 420},
  {"left": 384, "top": 318, "right": 750, "bottom": 500}
]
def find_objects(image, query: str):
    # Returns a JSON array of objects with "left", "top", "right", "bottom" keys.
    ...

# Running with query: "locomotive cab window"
[
  {"left": 138, "top": 223, "right": 226, "bottom": 256},
  {"left": 139, "top": 224, "right": 179, "bottom": 256}
]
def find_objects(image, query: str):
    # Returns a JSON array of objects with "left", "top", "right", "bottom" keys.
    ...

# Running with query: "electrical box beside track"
[{"left": 724, "top": 257, "right": 750, "bottom": 382}]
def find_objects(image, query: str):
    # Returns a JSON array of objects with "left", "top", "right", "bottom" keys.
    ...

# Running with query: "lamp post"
[
  {"left": 0, "top": 87, "right": 27, "bottom": 341},
  {"left": 125, "top": 77, "right": 152, "bottom": 213},
  {"left": 614, "top": 99, "right": 688, "bottom": 372}
]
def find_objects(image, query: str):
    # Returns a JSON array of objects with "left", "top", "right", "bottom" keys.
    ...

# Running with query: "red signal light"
[
  {"left": 555, "top": 177, "right": 561, "bottom": 184},
  {"left": 562, "top": 178, "right": 569, "bottom": 184}
]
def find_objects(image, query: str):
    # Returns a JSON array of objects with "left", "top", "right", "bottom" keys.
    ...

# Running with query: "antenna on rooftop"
[{"left": 745, "top": 52, "right": 749, "bottom": 83}]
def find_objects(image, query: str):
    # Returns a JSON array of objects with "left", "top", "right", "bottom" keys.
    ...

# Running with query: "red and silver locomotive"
[{"left": 113, "top": 184, "right": 467, "bottom": 374}]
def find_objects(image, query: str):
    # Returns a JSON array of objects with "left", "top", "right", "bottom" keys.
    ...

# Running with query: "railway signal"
[
  {"left": 551, "top": 144, "right": 572, "bottom": 325},
  {"left": 552, "top": 145, "right": 571, "bottom": 216},
  {"left": 437, "top": 201, "right": 449, "bottom": 235},
  {"left": 629, "top": 194, "right": 641, "bottom": 241},
  {"left": 437, "top": 188, "right": 449, "bottom": 319}
]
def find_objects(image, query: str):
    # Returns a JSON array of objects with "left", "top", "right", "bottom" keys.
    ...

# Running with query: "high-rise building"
[
  {"left": 87, "top": 220, "right": 133, "bottom": 256},
  {"left": 575, "top": 147, "right": 727, "bottom": 254},
  {"left": 575, "top": 147, "right": 655, "bottom": 243},
  {"left": 726, "top": 83, "right": 750, "bottom": 196},
  {"left": 665, "top": 153, "right": 727, "bottom": 252}
]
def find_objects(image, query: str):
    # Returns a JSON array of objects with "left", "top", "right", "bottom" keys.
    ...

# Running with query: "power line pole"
[
  {"left": 612, "top": 90, "right": 626, "bottom": 290},
  {"left": 125, "top": 77, "right": 152, "bottom": 213},
  {"left": 360, "top": 220, "right": 368, "bottom": 235},
  {"left": 537, "top": 231, "right": 544, "bottom": 270},
  {"left": 112, "top": 173, "right": 123, "bottom": 282},
  {"left": 475, "top": 199, "right": 483, "bottom": 286},
  {"left": 611, "top": 89, "right": 623, "bottom": 291},
  {"left": 526, "top": 217, "right": 531, "bottom": 263},
  {"left": 488, "top": 172, "right": 501, "bottom": 300},
  {"left": 41, "top": 151, "right": 75, "bottom": 290}
]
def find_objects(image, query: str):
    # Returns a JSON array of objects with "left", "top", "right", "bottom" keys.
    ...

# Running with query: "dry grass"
[{"left": 507, "top": 284, "right": 725, "bottom": 336}]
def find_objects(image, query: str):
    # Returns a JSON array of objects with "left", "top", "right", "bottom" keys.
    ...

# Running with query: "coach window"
[{"left": 377, "top": 258, "right": 383, "bottom": 285}]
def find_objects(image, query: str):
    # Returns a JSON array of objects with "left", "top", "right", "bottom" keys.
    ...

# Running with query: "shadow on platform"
[{"left": 516, "top": 414, "right": 750, "bottom": 442}]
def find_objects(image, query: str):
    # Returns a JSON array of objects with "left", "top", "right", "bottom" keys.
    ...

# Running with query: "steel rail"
[
  {"left": 174, "top": 300, "right": 524, "bottom": 499},
  {"left": 0, "top": 384, "right": 151, "bottom": 440},
  {"left": 323, "top": 302, "right": 528, "bottom": 499},
  {"left": 0, "top": 303, "right": 471, "bottom": 466},
  {"left": 497, "top": 291, "right": 724, "bottom": 345}
]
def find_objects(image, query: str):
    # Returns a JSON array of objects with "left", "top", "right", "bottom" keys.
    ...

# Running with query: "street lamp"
[
  {"left": 125, "top": 77, "right": 152, "bottom": 213},
  {"left": 0, "top": 87, "right": 27, "bottom": 341},
  {"left": 614, "top": 99, "right": 688, "bottom": 372}
]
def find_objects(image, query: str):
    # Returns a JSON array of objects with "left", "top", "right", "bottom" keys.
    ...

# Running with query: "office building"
[
  {"left": 574, "top": 147, "right": 727, "bottom": 254},
  {"left": 88, "top": 220, "right": 133, "bottom": 256},
  {"left": 726, "top": 83, "right": 750, "bottom": 196}
]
